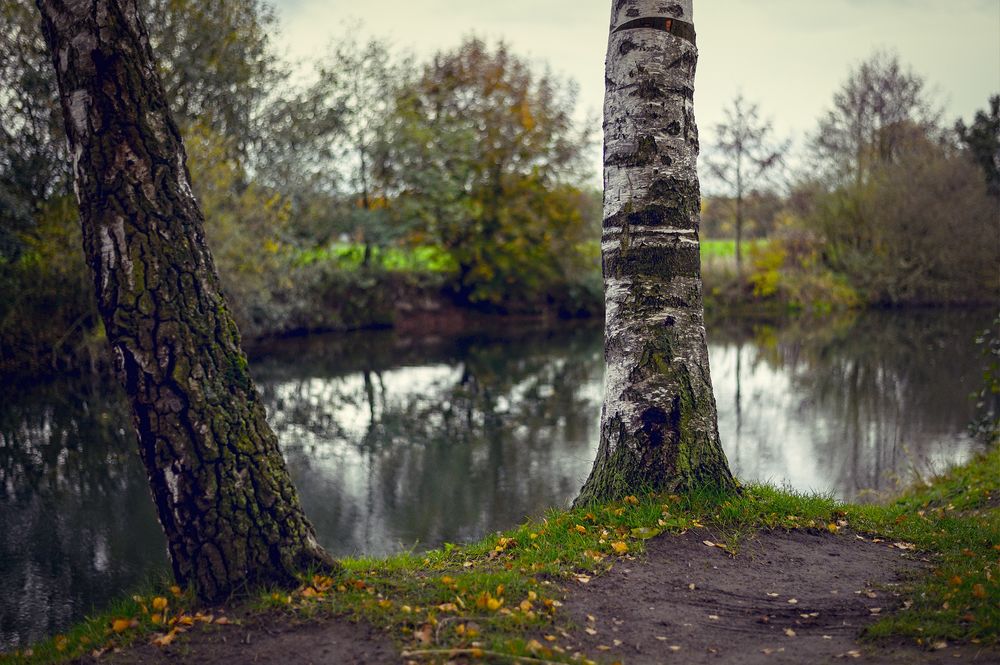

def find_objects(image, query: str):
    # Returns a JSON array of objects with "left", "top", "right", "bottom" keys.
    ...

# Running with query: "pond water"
[{"left": 0, "top": 308, "right": 992, "bottom": 649}]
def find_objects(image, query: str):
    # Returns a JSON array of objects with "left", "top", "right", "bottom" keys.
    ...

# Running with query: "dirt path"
[
  {"left": 554, "top": 529, "right": 996, "bottom": 664},
  {"left": 81, "top": 529, "right": 998, "bottom": 664}
]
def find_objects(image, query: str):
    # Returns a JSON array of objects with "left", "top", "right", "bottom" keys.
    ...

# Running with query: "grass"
[
  {"left": 700, "top": 238, "right": 769, "bottom": 260},
  {"left": 295, "top": 244, "right": 458, "bottom": 273},
  {"left": 4, "top": 446, "right": 997, "bottom": 664}
]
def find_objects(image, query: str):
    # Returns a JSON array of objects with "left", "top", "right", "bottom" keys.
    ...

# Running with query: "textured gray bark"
[
  {"left": 577, "top": 0, "right": 736, "bottom": 505},
  {"left": 35, "top": 0, "right": 337, "bottom": 600}
]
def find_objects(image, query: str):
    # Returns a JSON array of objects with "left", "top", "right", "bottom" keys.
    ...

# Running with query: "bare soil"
[{"left": 554, "top": 529, "right": 998, "bottom": 664}]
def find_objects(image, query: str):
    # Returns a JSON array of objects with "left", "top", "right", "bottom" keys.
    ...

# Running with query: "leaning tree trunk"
[
  {"left": 576, "top": 0, "right": 736, "bottom": 505},
  {"left": 35, "top": 0, "right": 336, "bottom": 600}
]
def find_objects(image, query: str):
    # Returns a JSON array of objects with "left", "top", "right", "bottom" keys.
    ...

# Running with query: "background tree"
[
  {"left": 34, "top": 0, "right": 335, "bottom": 600},
  {"left": 145, "top": 0, "right": 282, "bottom": 158},
  {"left": 956, "top": 94, "right": 1000, "bottom": 198},
  {"left": 301, "top": 34, "right": 414, "bottom": 264},
  {"left": 704, "top": 94, "right": 787, "bottom": 278},
  {"left": 812, "top": 50, "right": 939, "bottom": 186},
  {"left": 576, "top": 0, "right": 736, "bottom": 504},
  {"left": 385, "top": 38, "right": 595, "bottom": 309},
  {"left": 803, "top": 52, "right": 997, "bottom": 305}
]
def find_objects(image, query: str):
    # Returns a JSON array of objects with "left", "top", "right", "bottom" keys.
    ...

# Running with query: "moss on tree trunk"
[
  {"left": 35, "top": 0, "right": 337, "bottom": 600},
  {"left": 577, "top": 0, "right": 736, "bottom": 506}
]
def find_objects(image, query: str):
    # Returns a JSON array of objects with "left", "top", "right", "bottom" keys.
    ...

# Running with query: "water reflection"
[
  {"left": 252, "top": 326, "right": 604, "bottom": 557},
  {"left": 0, "top": 310, "right": 991, "bottom": 649},
  {"left": 709, "top": 310, "right": 987, "bottom": 498}
]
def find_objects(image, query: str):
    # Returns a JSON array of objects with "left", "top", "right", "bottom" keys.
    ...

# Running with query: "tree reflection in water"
[
  {"left": 710, "top": 309, "right": 989, "bottom": 500},
  {"left": 251, "top": 325, "right": 605, "bottom": 557}
]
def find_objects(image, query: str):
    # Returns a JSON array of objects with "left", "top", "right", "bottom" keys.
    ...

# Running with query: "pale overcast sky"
[{"left": 270, "top": 0, "right": 1000, "bottom": 184}]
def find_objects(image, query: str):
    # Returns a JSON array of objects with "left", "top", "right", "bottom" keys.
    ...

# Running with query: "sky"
[{"left": 269, "top": 0, "right": 1000, "bottom": 185}]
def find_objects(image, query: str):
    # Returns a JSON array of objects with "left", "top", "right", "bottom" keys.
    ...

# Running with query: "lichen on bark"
[
  {"left": 35, "top": 0, "right": 337, "bottom": 600},
  {"left": 577, "top": 0, "right": 737, "bottom": 506}
]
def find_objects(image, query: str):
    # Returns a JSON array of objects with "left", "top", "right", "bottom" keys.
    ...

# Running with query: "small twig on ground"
[{"left": 401, "top": 648, "right": 566, "bottom": 665}]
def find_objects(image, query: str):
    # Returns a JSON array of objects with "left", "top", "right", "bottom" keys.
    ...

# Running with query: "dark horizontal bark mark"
[
  {"left": 603, "top": 243, "right": 700, "bottom": 280},
  {"left": 602, "top": 202, "right": 698, "bottom": 232},
  {"left": 613, "top": 17, "right": 696, "bottom": 46}
]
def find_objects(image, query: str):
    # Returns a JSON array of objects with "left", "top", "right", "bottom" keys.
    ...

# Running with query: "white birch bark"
[{"left": 577, "top": 0, "right": 736, "bottom": 504}]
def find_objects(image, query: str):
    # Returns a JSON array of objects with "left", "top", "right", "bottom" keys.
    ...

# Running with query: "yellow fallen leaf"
[
  {"left": 784, "top": 628, "right": 796, "bottom": 637},
  {"left": 611, "top": 541, "right": 629, "bottom": 555},
  {"left": 152, "top": 596, "right": 168, "bottom": 611},
  {"left": 150, "top": 613, "right": 162, "bottom": 625},
  {"left": 169, "top": 585, "right": 182, "bottom": 597},
  {"left": 152, "top": 629, "right": 179, "bottom": 647},
  {"left": 631, "top": 527, "right": 661, "bottom": 539},
  {"left": 487, "top": 597, "right": 503, "bottom": 611},
  {"left": 112, "top": 619, "right": 131, "bottom": 634},
  {"left": 574, "top": 524, "right": 587, "bottom": 534},
  {"left": 624, "top": 495, "right": 640, "bottom": 506}
]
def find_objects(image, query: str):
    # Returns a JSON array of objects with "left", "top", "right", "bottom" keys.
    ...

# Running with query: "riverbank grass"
[{"left": 4, "top": 446, "right": 997, "bottom": 664}]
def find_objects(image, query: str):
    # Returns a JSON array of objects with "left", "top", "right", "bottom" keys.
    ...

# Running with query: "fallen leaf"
[
  {"left": 624, "top": 495, "right": 640, "bottom": 506},
  {"left": 931, "top": 641, "right": 948, "bottom": 651},
  {"left": 613, "top": 639, "right": 623, "bottom": 646},
  {"left": 631, "top": 527, "right": 661, "bottom": 539},
  {"left": 214, "top": 617, "right": 230, "bottom": 625},
  {"left": 575, "top": 575, "right": 591, "bottom": 584},
  {"left": 787, "top": 598, "right": 798, "bottom": 605},
  {"left": 111, "top": 619, "right": 131, "bottom": 634},
  {"left": 767, "top": 592, "right": 779, "bottom": 597},
  {"left": 585, "top": 627, "right": 598, "bottom": 635},
  {"left": 708, "top": 615, "right": 720, "bottom": 620},
  {"left": 669, "top": 645, "right": 682, "bottom": 652},
  {"left": 544, "top": 635, "right": 557, "bottom": 642},
  {"left": 784, "top": 628, "right": 796, "bottom": 637},
  {"left": 656, "top": 636, "right": 668, "bottom": 641},
  {"left": 597, "top": 645, "right": 611, "bottom": 651},
  {"left": 152, "top": 596, "right": 168, "bottom": 611},
  {"left": 611, "top": 541, "right": 629, "bottom": 555}
]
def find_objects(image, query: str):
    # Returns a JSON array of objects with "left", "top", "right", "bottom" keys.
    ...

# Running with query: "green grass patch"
[
  {"left": 700, "top": 238, "right": 768, "bottom": 260},
  {"left": 295, "top": 244, "right": 458, "bottom": 273},
  {"left": 5, "top": 447, "right": 997, "bottom": 664}
]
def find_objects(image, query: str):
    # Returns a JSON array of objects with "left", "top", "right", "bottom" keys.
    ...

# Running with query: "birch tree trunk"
[
  {"left": 576, "top": 0, "right": 736, "bottom": 505},
  {"left": 35, "top": 0, "right": 337, "bottom": 600}
]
